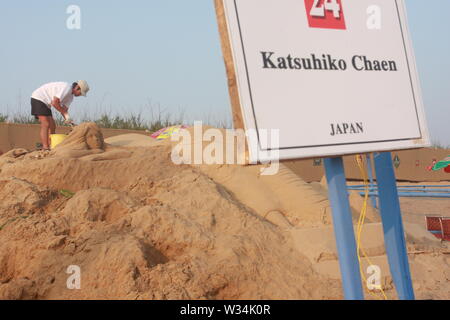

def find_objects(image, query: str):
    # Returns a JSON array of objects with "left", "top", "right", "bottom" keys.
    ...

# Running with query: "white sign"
[{"left": 220, "top": 0, "right": 430, "bottom": 162}]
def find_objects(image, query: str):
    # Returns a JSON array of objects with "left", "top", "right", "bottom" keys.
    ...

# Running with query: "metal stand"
[
  {"left": 324, "top": 157, "right": 364, "bottom": 300},
  {"left": 373, "top": 152, "right": 415, "bottom": 300}
]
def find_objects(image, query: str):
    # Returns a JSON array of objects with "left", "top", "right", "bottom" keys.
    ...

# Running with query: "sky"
[{"left": 0, "top": 0, "right": 449, "bottom": 145}]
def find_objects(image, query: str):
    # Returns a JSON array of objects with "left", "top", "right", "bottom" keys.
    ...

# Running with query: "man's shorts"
[{"left": 31, "top": 98, "right": 52, "bottom": 119}]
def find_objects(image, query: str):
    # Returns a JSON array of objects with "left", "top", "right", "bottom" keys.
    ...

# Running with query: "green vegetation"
[
  {"left": 0, "top": 110, "right": 230, "bottom": 132},
  {"left": 59, "top": 189, "right": 75, "bottom": 199},
  {"left": 431, "top": 142, "right": 450, "bottom": 149},
  {"left": 87, "top": 113, "right": 180, "bottom": 132},
  {"left": 0, "top": 113, "right": 39, "bottom": 124}
]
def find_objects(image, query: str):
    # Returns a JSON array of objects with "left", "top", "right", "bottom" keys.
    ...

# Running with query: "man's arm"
[{"left": 51, "top": 97, "right": 69, "bottom": 115}]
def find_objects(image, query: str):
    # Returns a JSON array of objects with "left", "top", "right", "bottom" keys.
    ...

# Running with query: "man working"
[{"left": 31, "top": 80, "right": 90, "bottom": 150}]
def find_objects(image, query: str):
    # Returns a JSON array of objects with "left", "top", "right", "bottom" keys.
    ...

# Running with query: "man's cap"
[{"left": 77, "top": 80, "right": 90, "bottom": 96}]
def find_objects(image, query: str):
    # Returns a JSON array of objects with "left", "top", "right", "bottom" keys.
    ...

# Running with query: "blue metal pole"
[
  {"left": 353, "top": 187, "right": 450, "bottom": 193},
  {"left": 324, "top": 157, "right": 364, "bottom": 300},
  {"left": 360, "top": 192, "right": 450, "bottom": 198},
  {"left": 349, "top": 185, "right": 450, "bottom": 188},
  {"left": 373, "top": 152, "right": 415, "bottom": 300},
  {"left": 366, "top": 153, "right": 377, "bottom": 209}
]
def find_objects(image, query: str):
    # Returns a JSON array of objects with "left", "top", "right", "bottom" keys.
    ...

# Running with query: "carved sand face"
[{"left": 85, "top": 127, "right": 104, "bottom": 150}]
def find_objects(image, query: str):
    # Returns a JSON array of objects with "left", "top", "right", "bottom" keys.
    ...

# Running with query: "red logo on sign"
[{"left": 304, "top": 0, "right": 346, "bottom": 30}]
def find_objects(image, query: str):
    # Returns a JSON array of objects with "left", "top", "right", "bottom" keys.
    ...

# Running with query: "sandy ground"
[
  {"left": 398, "top": 185, "right": 450, "bottom": 225},
  {"left": 0, "top": 124, "right": 448, "bottom": 300}
]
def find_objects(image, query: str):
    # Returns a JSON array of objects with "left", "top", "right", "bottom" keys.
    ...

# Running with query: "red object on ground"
[
  {"left": 445, "top": 165, "right": 450, "bottom": 173},
  {"left": 426, "top": 216, "right": 450, "bottom": 241},
  {"left": 442, "top": 218, "right": 450, "bottom": 241},
  {"left": 426, "top": 216, "right": 444, "bottom": 240}
]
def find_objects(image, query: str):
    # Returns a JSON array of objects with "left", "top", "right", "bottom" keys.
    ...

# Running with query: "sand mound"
[
  {"left": 105, "top": 133, "right": 161, "bottom": 148},
  {"left": 0, "top": 155, "right": 339, "bottom": 299},
  {"left": 0, "top": 177, "right": 54, "bottom": 217},
  {"left": 0, "top": 124, "right": 447, "bottom": 300}
]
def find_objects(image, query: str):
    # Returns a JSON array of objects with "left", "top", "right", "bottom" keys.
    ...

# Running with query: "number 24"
[{"left": 310, "top": 0, "right": 341, "bottom": 19}]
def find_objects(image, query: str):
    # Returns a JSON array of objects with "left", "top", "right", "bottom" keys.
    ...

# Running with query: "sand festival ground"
[{"left": 0, "top": 124, "right": 448, "bottom": 299}]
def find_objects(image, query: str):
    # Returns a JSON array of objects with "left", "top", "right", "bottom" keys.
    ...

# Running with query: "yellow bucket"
[{"left": 50, "top": 134, "right": 67, "bottom": 149}]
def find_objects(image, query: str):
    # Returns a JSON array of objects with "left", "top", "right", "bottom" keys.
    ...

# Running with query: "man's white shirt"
[{"left": 31, "top": 82, "right": 74, "bottom": 109}]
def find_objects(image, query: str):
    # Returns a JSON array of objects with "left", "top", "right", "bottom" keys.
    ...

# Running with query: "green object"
[
  {"left": 60, "top": 189, "right": 75, "bottom": 198},
  {"left": 393, "top": 155, "right": 401, "bottom": 168},
  {"left": 432, "top": 156, "right": 450, "bottom": 171}
]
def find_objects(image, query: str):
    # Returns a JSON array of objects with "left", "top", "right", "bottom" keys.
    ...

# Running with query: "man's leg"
[
  {"left": 48, "top": 116, "right": 56, "bottom": 134},
  {"left": 38, "top": 116, "right": 52, "bottom": 149}
]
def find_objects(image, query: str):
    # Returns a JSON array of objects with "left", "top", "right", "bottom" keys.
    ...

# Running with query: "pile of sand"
[{"left": 0, "top": 123, "right": 448, "bottom": 299}]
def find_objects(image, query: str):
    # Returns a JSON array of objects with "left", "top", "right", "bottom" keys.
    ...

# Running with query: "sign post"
[
  {"left": 214, "top": 0, "right": 430, "bottom": 299},
  {"left": 374, "top": 152, "right": 415, "bottom": 300},
  {"left": 324, "top": 157, "right": 364, "bottom": 299}
]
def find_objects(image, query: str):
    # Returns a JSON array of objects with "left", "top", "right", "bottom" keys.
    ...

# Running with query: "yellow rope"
[{"left": 355, "top": 154, "right": 388, "bottom": 300}]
